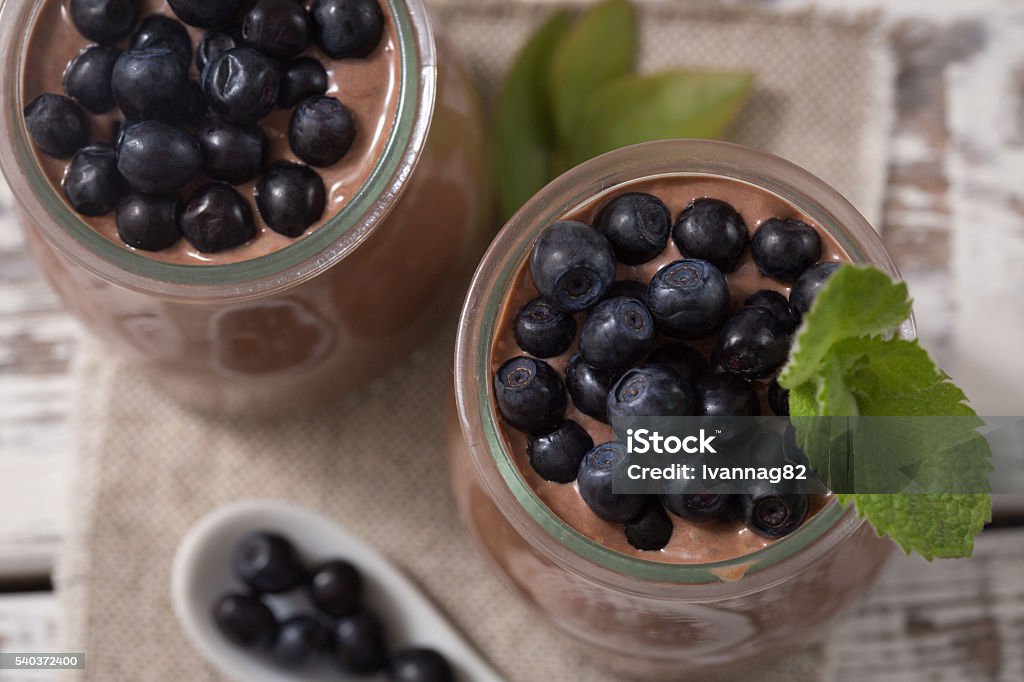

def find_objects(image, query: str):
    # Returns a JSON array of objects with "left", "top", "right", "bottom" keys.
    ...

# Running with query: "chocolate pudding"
[
  {"left": 22, "top": 0, "right": 399, "bottom": 263},
  {"left": 490, "top": 174, "right": 843, "bottom": 564}
]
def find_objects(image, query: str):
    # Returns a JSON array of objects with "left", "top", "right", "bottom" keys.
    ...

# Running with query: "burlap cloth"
[{"left": 56, "top": 2, "right": 893, "bottom": 680}]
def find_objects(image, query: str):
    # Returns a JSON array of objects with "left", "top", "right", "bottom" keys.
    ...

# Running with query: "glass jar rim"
[
  {"left": 454, "top": 139, "right": 913, "bottom": 586},
  {"left": 0, "top": 0, "right": 436, "bottom": 303}
]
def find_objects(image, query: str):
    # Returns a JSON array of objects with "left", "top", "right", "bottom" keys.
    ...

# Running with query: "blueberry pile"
[
  {"left": 23, "top": 0, "right": 386, "bottom": 252},
  {"left": 213, "top": 530, "right": 454, "bottom": 681},
  {"left": 494, "top": 192, "right": 840, "bottom": 550}
]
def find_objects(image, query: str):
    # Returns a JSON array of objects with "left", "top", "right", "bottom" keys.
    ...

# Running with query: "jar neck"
[
  {"left": 455, "top": 140, "right": 912, "bottom": 589},
  {"left": 0, "top": 0, "right": 437, "bottom": 303}
]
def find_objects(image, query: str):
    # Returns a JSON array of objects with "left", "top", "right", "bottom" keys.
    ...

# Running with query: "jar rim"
[
  {"left": 0, "top": 0, "right": 437, "bottom": 302},
  {"left": 454, "top": 139, "right": 913, "bottom": 586}
]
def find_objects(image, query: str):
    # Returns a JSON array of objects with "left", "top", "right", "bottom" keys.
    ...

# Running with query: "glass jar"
[
  {"left": 0, "top": 0, "right": 487, "bottom": 412},
  {"left": 449, "top": 140, "right": 913, "bottom": 673}
]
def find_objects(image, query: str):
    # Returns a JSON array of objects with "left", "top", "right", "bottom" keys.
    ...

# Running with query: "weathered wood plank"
[{"left": 0, "top": 593, "right": 60, "bottom": 682}]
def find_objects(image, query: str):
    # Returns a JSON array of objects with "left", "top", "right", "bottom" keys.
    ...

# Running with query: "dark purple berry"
[
  {"left": 661, "top": 493, "right": 735, "bottom": 521},
  {"left": 117, "top": 121, "right": 201, "bottom": 194},
  {"left": 243, "top": 0, "right": 310, "bottom": 60},
  {"left": 577, "top": 441, "right": 646, "bottom": 523},
  {"left": 168, "top": 0, "right": 241, "bottom": 30},
  {"left": 63, "top": 45, "right": 120, "bottom": 114},
  {"left": 564, "top": 353, "right": 621, "bottom": 422},
  {"left": 715, "top": 307, "right": 792, "bottom": 380},
  {"left": 23, "top": 94, "right": 88, "bottom": 158},
  {"left": 196, "top": 32, "right": 238, "bottom": 72},
  {"left": 116, "top": 193, "right": 181, "bottom": 251},
  {"left": 181, "top": 80, "right": 209, "bottom": 127},
  {"left": 256, "top": 161, "right": 326, "bottom": 237},
  {"left": 180, "top": 183, "right": 256, "bottom": 253},
  {"left": 751, "top": 218, "right": 821, "bottom": 282},
  {"left": 278, "top": 57, "right": 329, "bottom": 108},
  {"left": 389, "top": 648, "right": 455, "bottom": 682},
  {"left": 530, "top": 221, "right": 615, "bottom": 313},
  {"left": 271, "top": 615, "right": 328, "bottom": 668},
  {"left": 289, "top": 95, "right": 356, "bottom": 167},
  {"left": 646, "top": 258, "right": 730, "bottom": 339},
  {"left": 789, "top": 262, "right": 840, "bottom": 322},
  {"left": 332, "top": 610, "right": 388, "bottom": 675},
  {"left": 526, "top": 420, "right": 592, "bottom": 483},
  {"left": 309, "top": 559, "right": 362, "bottom": 617},
  {"left": 513, "top": 298, "right": 576, "bottom": 359},
  {"left": 231, "top": 531, "right": 304, "bottom": 593},
  {"left": 647, "top": 342, "right": 707, "bottom": 385},
  {"left": 212, "top": 593, "right": 276, "bottom": 648},
  {"left": 493, "top": 356, "right": 566, "bottom": 435},
  {"left": 202, "top": 47, "right": 281, "bottom": 125},
  {"left": 695, "top": 372, "right": 760, "bottom": 417},
  {"left": 744, "top": 289, "right": 797, "bottom": 333},
  {"left": 111, "top": 47, "right": 188, "bottom": 122},
  {"left": 311, "top": 0, "right": 385, "bottom": 59},
  {"left": 594, "top": 191, "right": 670, "bottom": 265},
  {"left": 578, "top": 297, "right": 655, "bottom": 369},
  {"left": 69, "top": 0, "right": 138, "bottom": 45},
  {"left": 196, "top": 117, "right": 267, "bottom": 185},
  {"left": 673, "top": 198, "right": 748, "bottom": 272},
  {"left": 743, "top": 493, "right": 809, "bottom": 538},
  {"left": 607, "top": 365, "right": 695, "bottom": 421},
  {"left": 603, "top": 279, "right": 647, "bottom": 302},
  {"left": 768, "top": 378, "right": 790, "bottom": 416},
  {"left": 63, "top": 144, "right": 124, "bottom": 216},
  {"left": 624, "top": 501, "right": 673, "bottom": 550},
  {"left": 131, "top": 15, "right": 192, "bottom": 70}
]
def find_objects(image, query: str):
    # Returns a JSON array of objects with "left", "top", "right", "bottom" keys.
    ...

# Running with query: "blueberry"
[
  {"left": 768, "top": 378, "right": 789, "bottom": 416},
  {"left": 279, "top": 57, "right": 329, "bottom": 108},
  {"left": 309, "top": 559, "right": 362, "bottom": 617},
  {"left": 715, "top": 307, "right": 792, "bottom": 380},
  {"left": 212, "top": 593, "right": 276, "bottom": 648},
  {"left": 493, "top": 356, "right": 566, "bottom": 435},
  {"left": 231, "top": 531, "right": 305, "bottom": 593},
  {"left": 168, "top": 0, "right": 241, "bottom": 30},
  {"left": 743, "top": 493, "right": 809, "bottom": 538},
  {"left": 594, "top": 192, "right": 670, "bottom": 265},
  {"left": 117, "top": 121, "right": 201, "bottom": 194},
  {"left": 564, "top": 353, "right": 622, "bottom": 422},
  {"left": 196, "top": 32, "right": 238, "bottom": 72},
  {"left": 646, "top": 259, "right": 730, "bottom": 339},
  {"left": 751, "top": 218, "right": 821, "bottom": 282},
  {"left": 661, "top": 493, "right": 735, "bottom": 520},
  {"left": 256, "top": 161, "right": 326, "bottom": 237},
  {"left": 530, "top": 221, "right": 615, "bottom": 313},
  {"left": 111, "top": 118, "right": 129, "bottom": 147},
  {"left": 578, "top": 297, "right": 655, "bottom": 370},
  {"left": 69, "top": 0, "right": 138, "bottom": 45},
  {"left": 389, "top": 648, "right": 455, "bottom": 682},
  {"left": 526, "top": 420, "right": 592, "bottom": 483},
  {"left": 603, "top": 279, "right": 647, "bottom": 302},
  {"left": 513, "top": 298, "right": 576, "bottom": 359},
  {"left": 647, "top": 343, "right": 707, "bottom": 385},
  {"left": 243, "top": 0, "right": 310, "bottom": 60},
  {"left": 624, "top": 501, "right": 673, "bottom": 550},
  {"left": 577, "top": 441, "right": 646, "bottom": 523},
  {"left": 672, "top": 198, "right": 748, "bottom": 272},
  {"left": 311, "top": 0, "right": 385, "bottom": 59},
  {"left": 111, "top": 47, "right": 188, "bottom": 122},
  {"left": 181, "top": 81, "right": 209, "bottom": 127},
  {"left": 23, "top": 94, "right": 88, "bottom": 158},
  {"left": 203, "top": 47, "right": 281, "bottom": 125},
  {"left": 289, "top": 95, "right": 356, "bottom": 167},
  {"left": 63, "top": 144, "right": 124, "bottom": 216},
  {"left": 744, "top": 289, "right": 797, "bottom": 333},
  {"left": 607, "top": 365, "right": 695, "bottom": 420},
  {"left": 131, "top": 15, "right": 192, "bottom": 70},
  {"left": 197, "top": 117, "right": 267, "bottom": 185},
  {"left": 789, "top": 262, "right": 840, "bottom": 322},
  {"left": 332, "top": 610, "right": 388, "bottom": 675},
  {"left": 63, "top": 45, "right": 120, "bottom": 114},
  {"left": 271, "top": 615, "right": 328, "bottom": 668},
  {"left": 180, "top": 183, "right": 256, "bottom": 253},
  {"left": 116, "top": 193, "right": 181, "bottom": 251},
  {"left": 695, "top": 373, "right": 760, "bottom": 417}
]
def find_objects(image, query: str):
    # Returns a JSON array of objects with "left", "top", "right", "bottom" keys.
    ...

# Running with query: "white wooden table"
[{"left": 1, "top": 0, "right": 1024, "bottom": 680}]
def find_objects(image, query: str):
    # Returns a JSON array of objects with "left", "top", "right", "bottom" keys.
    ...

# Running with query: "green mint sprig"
[
  {"left": 779, "top": 266, "right": 992, "bottom": 559},
  {"left": 492, "top": 0, "right": 753, "bottom": 222}
]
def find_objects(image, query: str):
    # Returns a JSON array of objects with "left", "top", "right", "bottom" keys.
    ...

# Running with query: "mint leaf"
[
  {"left": 780, "top": 266, "right": 911, "bottom": 388},
  {"left": 549, "top": 0, "right": 635, "bottom": 148},
  {"left": 782, "top": 265, "right": 991, "bottom": 559},
  {"left": 492, "top": 11, "right": 572, "bottom": 222},
  {"left": 565, "top": 71, "right": 752, "bottom": 168}
]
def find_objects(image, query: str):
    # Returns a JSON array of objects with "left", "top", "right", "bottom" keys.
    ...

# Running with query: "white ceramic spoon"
[{"left": 171, "top": 499, "right": 505, "bottom": 682}]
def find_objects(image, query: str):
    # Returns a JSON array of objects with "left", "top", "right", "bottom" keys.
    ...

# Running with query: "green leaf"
[
  {"left": 564, "top": 70, "right": 753, "bottom": 168},
  {"left": 492, "top": 10, "right": 572, "bottom": 223},
  {"left": 780, "top": 265, "right": 912, "bottom": 388},
  {"left": 549, "top": 0, "right": 636, "bottom": 147}
]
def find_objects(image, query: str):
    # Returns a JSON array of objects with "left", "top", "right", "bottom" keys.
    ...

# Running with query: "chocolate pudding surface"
[
  {"left": 490, "top": 174, "right": 845, "bottom": 566},
  {"left": 22, "top": 0, "right": 400, "bottom": 265}
]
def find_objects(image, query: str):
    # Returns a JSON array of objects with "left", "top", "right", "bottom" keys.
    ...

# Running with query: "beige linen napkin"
[{"left": 56, "top": 2, "right": 892, "bottom": 680}]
